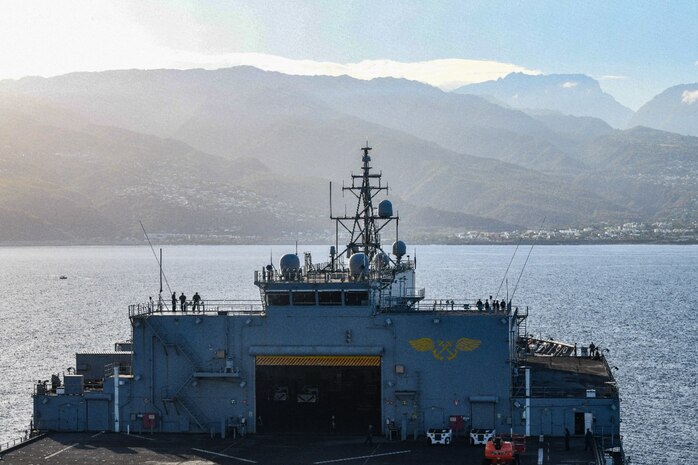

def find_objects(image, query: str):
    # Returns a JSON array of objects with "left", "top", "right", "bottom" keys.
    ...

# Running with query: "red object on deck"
[
  {"left": 449, "top": 415, "right": 464, "bottom": 432},
  {"left": 142, "top": 413, "right": 156, "bottom": 429},
  {"left": 484, "top": 437, "right": 516, "bottom": 464}
]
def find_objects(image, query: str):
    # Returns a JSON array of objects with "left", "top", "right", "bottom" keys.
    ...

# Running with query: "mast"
[{"left": 330, "top": 144, "right": 398, "bottom": 261}]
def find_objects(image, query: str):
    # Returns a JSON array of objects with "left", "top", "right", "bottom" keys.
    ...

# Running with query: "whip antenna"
[
  {"left": 494, "top": 233, "right": 524, "bottom": 301},
  {"left": 140, "top": 221, "right": 172, "bottom": 295},
  {"left": 510, "top": 216, "right": 546, "bottom": 303}
]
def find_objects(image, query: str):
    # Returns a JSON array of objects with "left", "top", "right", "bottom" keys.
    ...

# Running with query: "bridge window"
[
  {"left": 344, "top": 291, "right": 369, "bottom": 306},
  {"left": 267, "top": 292, "right": 290, "bottom": 306},
  {"left": 318, "top": 291, "right": 342, "bottom": 306},
  {"left": 292, "top": 291, "right": 316, "bottom": 305}
]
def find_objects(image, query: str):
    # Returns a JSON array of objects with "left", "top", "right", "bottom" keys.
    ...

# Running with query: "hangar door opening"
[{"left": 255, "top": 355, "right": 381, "bottom": 433}]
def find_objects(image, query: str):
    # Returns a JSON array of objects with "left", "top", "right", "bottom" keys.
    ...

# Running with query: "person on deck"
[
  {"left": 180, "top": 293, "right": 187, "bottom": 311},
  {"left": 364, "top": 424, "right": 373, "bottom": 445},
  {"left": 585, "top": 428, "right": 593, "bottom": 451},
  {"left": 171, "top": 292, "right": 177, "bottom": 312},
  {"left": 192, "top": 292, "right": 201, "bottom": 312}
]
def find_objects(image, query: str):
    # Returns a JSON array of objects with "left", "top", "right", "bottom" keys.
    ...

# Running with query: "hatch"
[{"left": 255, "top": 355, "right": 381, "bottom": 434}]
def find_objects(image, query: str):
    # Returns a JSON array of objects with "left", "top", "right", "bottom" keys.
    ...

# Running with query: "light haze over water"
[{"left": 0, "top": 244, "right": 696, "bottom": 464}]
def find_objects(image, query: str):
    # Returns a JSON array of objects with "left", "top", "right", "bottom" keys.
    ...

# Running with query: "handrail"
[
  {"left": 254, "top": 260, "right": 416, "bottom": 285},
  {"left": 383, "top": 299, "right": 518, "bottom": 314},
  {"left": 0, "top": 427, "right": 38, "bottom": 453},
  {"left": 129, "top": 299, "right": 264, "bottom": 317},
  {"left": 510, "top": 386, "right": 617, "bottom": 399}
]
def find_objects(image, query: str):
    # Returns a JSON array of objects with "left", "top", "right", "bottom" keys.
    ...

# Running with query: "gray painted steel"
[{"left": 31, "top": 145, "right": 622, "bottom": 454}]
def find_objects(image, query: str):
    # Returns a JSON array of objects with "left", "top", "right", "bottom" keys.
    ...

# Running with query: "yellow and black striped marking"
[{"left": 255, "top": 355, "right": 380, "bottom": 367}]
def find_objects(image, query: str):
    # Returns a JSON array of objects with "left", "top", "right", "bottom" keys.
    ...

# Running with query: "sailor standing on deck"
[
  {"left": 584, "top": 428, "right": 593, "bottom": 451},
  {"left": 171, "top": 292, "right": 177, "bottom": 311},
  {"left": 192, "top": 292, "right": 201, "bottom": 312},
  {"left": 180, "top": 292, "right": 187, "bottom": 312}
]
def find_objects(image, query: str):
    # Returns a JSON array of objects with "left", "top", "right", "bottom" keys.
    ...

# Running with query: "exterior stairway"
[{"left": 144, "top": 316, "right": 210, "bottom": 431}]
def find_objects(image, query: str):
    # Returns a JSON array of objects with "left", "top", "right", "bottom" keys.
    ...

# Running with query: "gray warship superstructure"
[{"left": 30, "top": 145, "right": 624, "bottom": 460}]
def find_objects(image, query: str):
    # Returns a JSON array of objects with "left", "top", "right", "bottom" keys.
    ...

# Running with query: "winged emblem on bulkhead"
[{"left": 409, "top": 337, "right": 481, "bottom": 361}]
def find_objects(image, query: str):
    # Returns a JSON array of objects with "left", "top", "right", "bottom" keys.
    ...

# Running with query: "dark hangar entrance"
[{"left": 255, "top": 355, "right": 381, "bottom": 434}]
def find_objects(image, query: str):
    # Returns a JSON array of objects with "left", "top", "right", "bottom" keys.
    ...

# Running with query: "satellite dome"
[
  {"left": 279, "top": 254, "right": 301, "bottom": 273},
  {"left": 392, "top": 240, "right": 407, "bottom": 259},
  {"left": 378, "top": 200, "right": 393, "bottom": 218},
  {"left": 373, "top": 252, "right": 389, "bottom": 271},
  {"left": 349, "top": 253, "right": 369, "bottom": 278}
]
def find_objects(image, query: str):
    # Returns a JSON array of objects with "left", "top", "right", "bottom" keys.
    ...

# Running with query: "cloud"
[
  {"left": 681, "top": 89, "right": 698, "bottom": 104},
  {"left": 0, "top": 4, "right": 540, "bottom": 90},
  {"left": 1, "top": 36, "right": 541, "bottom": 91},
  {"left": 175, "top": 53, "right": 542, "bottom": 90},
  {"left": 561, "top": 81, "right": 578, "bottom": 89},
  {"left": 598, "top": 75, "right": 628, "bottom": 81}
]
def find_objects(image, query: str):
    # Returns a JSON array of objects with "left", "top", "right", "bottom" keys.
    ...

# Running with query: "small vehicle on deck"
[
  {"left": 483, "top": 436, "right": 520, "bottom": 464},
  {"left": 470, "top": 428, "right": 496, "bottom": 445},
  {"left": 426, "top": 428, "right": 452, "bottom": 445}
]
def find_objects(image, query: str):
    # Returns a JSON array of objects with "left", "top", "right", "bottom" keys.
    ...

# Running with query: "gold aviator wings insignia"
[
  {"left": 408, "top": 338, "right": 435, "bottom": 352},
  {"left": 455, "top": 338, "right": 481, "bottom": 352}
]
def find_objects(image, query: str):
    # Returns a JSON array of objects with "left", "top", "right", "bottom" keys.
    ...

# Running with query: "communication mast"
[{"left": 330, "top": 144, "right": 399, "bottom": 262}]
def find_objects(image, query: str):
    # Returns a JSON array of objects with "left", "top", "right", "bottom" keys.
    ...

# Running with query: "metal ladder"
[{"left": 143, "top": 316, "right": 210, "bottom": 431}]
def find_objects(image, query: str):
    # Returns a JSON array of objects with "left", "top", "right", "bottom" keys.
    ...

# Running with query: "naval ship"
[{"left": 8, "top": 145, "right": 625, "bottom": 464}]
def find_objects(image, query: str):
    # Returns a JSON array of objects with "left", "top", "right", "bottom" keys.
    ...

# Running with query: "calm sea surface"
[{"left": 0, "top": 245, "right": 696, "bottom": 463}]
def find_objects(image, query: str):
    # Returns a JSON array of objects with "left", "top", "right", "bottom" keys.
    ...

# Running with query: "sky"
[{"left": 0, "top": 0, "right": 696, "bottom": 110}]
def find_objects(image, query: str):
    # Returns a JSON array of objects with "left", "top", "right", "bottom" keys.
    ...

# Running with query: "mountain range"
[
  {"left": 631, "top": 83, "right": 698, "bottom": 137},
  {"left": 0, "top": 67, "right": 696, "bottom": 243},
  {"left": 454, "top": 73, "right": 634, "bottom": 129}
]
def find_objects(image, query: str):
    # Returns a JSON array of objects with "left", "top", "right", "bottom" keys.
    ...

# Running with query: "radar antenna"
[{"left": 330, "top": 144, "right": 398, "bottom": 261}]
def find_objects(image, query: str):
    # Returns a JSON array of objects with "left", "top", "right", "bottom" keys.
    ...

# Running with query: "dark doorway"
[
  {"left": 574, "top": 412, "right": 585, "bottom": 435},
  {"left": 255, "top": 358, "right": 381, "bottom": 434}
]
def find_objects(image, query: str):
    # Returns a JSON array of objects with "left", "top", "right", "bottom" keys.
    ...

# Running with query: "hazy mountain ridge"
[
  {"left": 570, "top": 126, "right": 698, "bottom": 222},
  {"left": 454, "top": 73, "right": 634, "bottom": 129},
  {"left": 2, "top": 68, "right": 586, "bottom": 173},
  {"left": 630, "top": 83, "right": 698, "bottom": 137},
  {"left": 1, "top": 67, "right": 697, "bottom": 243},
  {"left": 0, "top": 103, "right": 517, "bottom": 242},
  {"left": 0, "top": 110, "right": 328, "bottom": 241}
]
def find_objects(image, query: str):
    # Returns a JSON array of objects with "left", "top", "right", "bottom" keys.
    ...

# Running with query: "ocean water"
[{"left": 0, "top": 244, "right": 696, "bottom": 464}]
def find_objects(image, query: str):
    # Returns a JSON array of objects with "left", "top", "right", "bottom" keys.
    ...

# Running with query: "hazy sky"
[{"left": 1, "top": 0, "right": 696, "bottom": 109}]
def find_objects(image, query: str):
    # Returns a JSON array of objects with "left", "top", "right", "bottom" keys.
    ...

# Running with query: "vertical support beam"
[
  {"left": 114, "top": 366, "right": 120, "bottom": 432},
  {"left": 525, "top": 367, "right": 531, "bottom": 437}
]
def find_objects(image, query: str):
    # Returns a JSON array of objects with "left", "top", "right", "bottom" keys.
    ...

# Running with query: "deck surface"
[{"left": 1, "top": 432, "right": 597, "bottom": 464}]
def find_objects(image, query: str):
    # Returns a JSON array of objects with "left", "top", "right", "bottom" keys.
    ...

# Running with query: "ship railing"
[
  {"left": 382, "top": 298, "right": 516, "bottom": 313},
  {"left": 129, "top": 300, "right": 264, "bottom": 317},
  {"left": 510, "top": 386, "right": 617, "bottom": 398},
  {"left": 104, "top": 362, "right": 132, "bottom": 379},
  {"left": 254, "top": 260, "right": 416, "bottom": 285},
  {"left": 0, "top": 430, "right": 35, "bottom": 453},
  {"left": 594, "top": 430, "right": 625, "bottom": 464}
]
